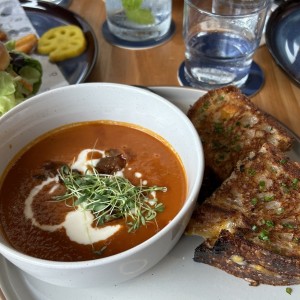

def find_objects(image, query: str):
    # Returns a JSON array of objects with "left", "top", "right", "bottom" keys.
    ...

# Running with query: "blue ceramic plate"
[
  {"left": 266, "top": 0, "right": 300, "bottom": 86},
  {"left": 20, "top": 0, "right": 98, "bottom": 84}
]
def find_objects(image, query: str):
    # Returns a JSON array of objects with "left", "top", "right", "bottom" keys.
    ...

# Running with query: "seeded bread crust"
[
  {"left": 187, "top": 86, "right": 294, "bottom": 182},
  {"left": 195, "top": 230, "right": 300, "bottom": 286},
  {"left": 188, "top": 143, "right": 300, "bottom": 285}
]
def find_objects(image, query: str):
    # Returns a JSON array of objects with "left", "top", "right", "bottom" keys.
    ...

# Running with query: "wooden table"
[
  {"left": 0, "top": 1, "right": 299, "bottom": 299},
  {"left": 69, "top": 0, "right": 300, "bottom": 137}
]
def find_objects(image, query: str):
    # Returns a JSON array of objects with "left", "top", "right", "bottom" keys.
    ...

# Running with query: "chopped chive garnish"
[
  {"left": 264, "top": 195, "right": 274, "bottom": 202},
  {"left": 258, "top": 229, "right": 269, "bottom": 241},
  {"left": 247, "top": 168, "right": 256, "bottom": 176},
  {"left": 252, "top": 225, "right": 258, "bottom": 231},
  {"left": 265, "top": 220, "right": 274, "bottom": 228},
  {"left": 251, "top": 198, "right": 258, "bottom": 205},
  {"left": 282, "top": 223, "right": 297, "bottom": 229},
  {"left": 258, "top": 180, "right": 266, "bottom": 191},
  {"left": 292, "top": 178, "right": 299, "bottom": 189}
]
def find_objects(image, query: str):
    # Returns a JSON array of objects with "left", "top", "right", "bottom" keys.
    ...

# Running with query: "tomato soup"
[{"left": 0, "top": 121, "right": 186, "bottom": 261}]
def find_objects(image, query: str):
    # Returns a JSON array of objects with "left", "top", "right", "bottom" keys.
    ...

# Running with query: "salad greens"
[
  {"left": 0, "top": 44, "right": 42, "bottom": 116},
  {"left": 122, "top": 0, "right": 155, "bottom": 25}
]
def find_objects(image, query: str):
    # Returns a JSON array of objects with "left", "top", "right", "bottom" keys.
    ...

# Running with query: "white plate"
[{"left": 0, "top": 86, "right": 299, "bottom": 300}]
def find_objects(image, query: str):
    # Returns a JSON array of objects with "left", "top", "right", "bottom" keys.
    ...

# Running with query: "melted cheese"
[
  {"left": 195, "top": 219, "right": 236, "bottom": 240},
  {"left": 250, "top": 264, "right": 281, "bottom": 277},
  {"left": 230, "top": 255, "right": 247, "bottom": 266}
]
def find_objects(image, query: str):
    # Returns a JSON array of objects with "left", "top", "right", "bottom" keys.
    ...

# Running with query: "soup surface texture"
[{"left": 0, "top": 121, "right": 186, "bottom": 261}]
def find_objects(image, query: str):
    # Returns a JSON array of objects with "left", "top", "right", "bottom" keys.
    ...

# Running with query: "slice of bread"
[
  {"left": 187, "top": 143, "right": 300, "bottom": 285},
  {"left": 187, "top": 86, "right": 294, "bottom": 182}
]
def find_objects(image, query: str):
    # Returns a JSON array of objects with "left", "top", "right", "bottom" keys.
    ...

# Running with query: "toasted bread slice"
[
  {"left": 187, "top": 143, "right": 300, "bottom": 285},
  {"left": 195, "top": 230, "right": 300, "bottom": 286},
  {"left": 187, "top": 86, "right": 294, "bottom": 182}
]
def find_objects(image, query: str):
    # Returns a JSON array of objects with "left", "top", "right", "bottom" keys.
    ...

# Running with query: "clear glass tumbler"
[
  {"left": 105, "top": 0, "right": 172, "bottom": 42},
  {"left": 183, "top": 0, "right": 270, "bottom": 90}
]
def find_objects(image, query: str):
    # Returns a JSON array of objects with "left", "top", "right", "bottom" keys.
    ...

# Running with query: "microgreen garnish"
[
  {"left": 93, "top": 245, "right": 107, "bottom": 256},
  {"left": 54, "top": 165, "right": 166, "bottom": 232}
]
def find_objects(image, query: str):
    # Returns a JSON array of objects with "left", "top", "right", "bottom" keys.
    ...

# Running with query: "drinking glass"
[
  {"left": 105, "top": 0, "right": 172, "bottom": 42},
  {"left": 183, "top": 0, "right": 270, "bottom": 90}
]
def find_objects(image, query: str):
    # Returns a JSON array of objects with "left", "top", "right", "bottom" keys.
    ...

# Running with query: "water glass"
[
  {"left": 183, "top": 0, "right": 270, "bottom": 90},
  {"left": 105, "top": 0, "right": 172, "bottom": 42}
]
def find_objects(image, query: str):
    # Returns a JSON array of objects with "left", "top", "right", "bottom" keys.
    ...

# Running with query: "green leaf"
[
  {"left": 0, "top": 71, "right": 15, "bottom": 97},
  {"left": 0, "top": 71, "right": 17, "bottom": 116},
  {"left": 10, "top": 51, "right": 42, "bottom": 95},
  {"left": 74, "top": 194, "right": 89, "bottom": 205},
  {"left": 0, "top": 50, "right": 42, "bottom": 116},
  {"left": 4, "top": 40, "right": 15, "bottom": 51}
]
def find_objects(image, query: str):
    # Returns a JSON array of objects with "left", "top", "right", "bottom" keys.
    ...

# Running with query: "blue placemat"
[
  {"left": 178, "top": 61, "right": 265, "bottom": 97},
  {"left": 102, "top": 20, "right": 176, "bottom": 50}
]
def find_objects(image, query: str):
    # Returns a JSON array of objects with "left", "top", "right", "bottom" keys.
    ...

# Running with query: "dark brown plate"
[{"left": 20, "top": 0, "right": 98, "bottom": 84}]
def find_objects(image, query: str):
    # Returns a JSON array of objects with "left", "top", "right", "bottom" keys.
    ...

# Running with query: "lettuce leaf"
[
  {"left": 9, "top": 51, "right": 42, "bottom": 95},
  {"left": 0, "top": 50, "right": 42, "bottom": 116},
  {"left": 0, "top": 71, "right": 17, "bottom": 116}
]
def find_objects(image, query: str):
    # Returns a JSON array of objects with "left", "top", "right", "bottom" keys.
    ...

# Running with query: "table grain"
[{"left": 69, "top": 0, "right": 300, "bottom": 137}]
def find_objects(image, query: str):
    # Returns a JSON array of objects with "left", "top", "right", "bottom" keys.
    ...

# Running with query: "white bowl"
[{"left": 0, "top": 83, "right": 204, "bottom": 288}]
